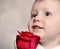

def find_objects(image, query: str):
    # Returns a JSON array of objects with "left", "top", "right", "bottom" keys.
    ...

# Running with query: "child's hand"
[{"left": 16, "top": 31, "right": 40, "bottom": 49}]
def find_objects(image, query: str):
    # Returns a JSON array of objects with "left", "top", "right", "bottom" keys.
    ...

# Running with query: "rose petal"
[{"left": 16, "top": 31, "right": 40, "bottom": 49}]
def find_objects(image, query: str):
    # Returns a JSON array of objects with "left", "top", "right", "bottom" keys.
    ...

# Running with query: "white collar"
[
  {"left": 37, "top": 44, "right": 60, "bottom": 49},
  {"left": 36, "top": 44, "right": 44, "bottom": 49},
  {"left": 52, "top": 45, "right": 60, "bottom": 49}
]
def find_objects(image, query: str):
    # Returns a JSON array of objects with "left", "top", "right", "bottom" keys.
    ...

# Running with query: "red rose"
[{"left": 16, "top": 31, "right": 40, "bottom": 49}]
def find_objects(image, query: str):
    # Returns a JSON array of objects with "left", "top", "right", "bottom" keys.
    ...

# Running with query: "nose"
[
  {"left": 33, "top": 14, "right": 44, "bottom": 23},
  {"left": 33, "top": 18, "right": 40, "bottom": 23},
  {"left": 33, "top": 16, "right": 40, "bottom": 23}
]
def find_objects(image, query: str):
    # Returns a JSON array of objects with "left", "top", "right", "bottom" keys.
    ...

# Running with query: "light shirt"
[
  {"left": 52, "top": 45, "right": 60, "bottom": 49},
  {"left": 36, "top": 44, "right": 44, "bottom": 49},
  {"left": 37, "top": 44, "right": 60, "bottom": 49}
]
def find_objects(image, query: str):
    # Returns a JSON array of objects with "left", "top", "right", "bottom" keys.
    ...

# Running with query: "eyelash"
[
  {"left": 44, "top": 11, "right": 52, "bottom": 16},
  {"left": 31, "top": 14, "right": 37, "bottom": 18},
  {"left": 31, "top": 11, "right": 52, "bottom": 18}
]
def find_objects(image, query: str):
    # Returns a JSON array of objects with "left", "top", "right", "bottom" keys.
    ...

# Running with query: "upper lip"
[{"left": 32, "top": 25, "right": 44, "bottom": 29}]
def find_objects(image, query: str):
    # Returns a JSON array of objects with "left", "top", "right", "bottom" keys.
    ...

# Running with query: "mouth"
[{"left": 32, "top": 25, "right": 44, "bottom": 30}]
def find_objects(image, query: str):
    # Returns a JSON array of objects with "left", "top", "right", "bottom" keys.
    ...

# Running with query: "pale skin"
[{"left": 28, "top": 0, "right": 60, "bottom": 49}]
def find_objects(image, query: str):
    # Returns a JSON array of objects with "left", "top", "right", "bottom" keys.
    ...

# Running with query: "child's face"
[{"left": 28, "top": 0, "right": 60, "bottom": 42}]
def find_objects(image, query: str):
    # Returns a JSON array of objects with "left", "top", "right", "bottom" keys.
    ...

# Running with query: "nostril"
[
  {"left": 33, "top": 19, "right": 40, "bottom": 23},
  {"left": 33, "top": 19, "right": 36, "bottom": 23}
]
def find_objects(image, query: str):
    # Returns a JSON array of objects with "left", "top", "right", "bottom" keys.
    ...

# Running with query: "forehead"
[{"left": 32, "top": 0, "right": 60, "bottom": 11}]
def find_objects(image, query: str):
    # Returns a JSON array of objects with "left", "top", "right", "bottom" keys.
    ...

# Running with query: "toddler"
[{"left": 28, "top": 0, "right": 60, "bottom": 49}]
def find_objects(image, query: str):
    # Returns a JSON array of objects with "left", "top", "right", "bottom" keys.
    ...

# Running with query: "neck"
[{"left": 39, "top": 36, "right": 60, "bottom": 49}]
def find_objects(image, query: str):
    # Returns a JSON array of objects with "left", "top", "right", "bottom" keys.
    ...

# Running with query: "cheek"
[
  {"left": 28, "top": 20, "right": 33, "bottom": 32},
  {"left": 44, "top": 20, "right": 60, "bottom": 37}
]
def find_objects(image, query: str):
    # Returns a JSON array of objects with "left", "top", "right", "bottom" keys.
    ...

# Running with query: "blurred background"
[{"left": 0, "top": 0, "right": 34, "bottom": 49}]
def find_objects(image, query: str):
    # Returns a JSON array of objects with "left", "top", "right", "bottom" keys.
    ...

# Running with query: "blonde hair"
[{"left": 35, "top": 0, "right": 60, "bottom": 1}]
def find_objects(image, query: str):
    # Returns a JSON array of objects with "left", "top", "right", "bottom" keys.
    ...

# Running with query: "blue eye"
[{"left": 45, "top": 11, "right": 52, "bottom": 16}]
